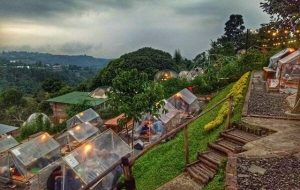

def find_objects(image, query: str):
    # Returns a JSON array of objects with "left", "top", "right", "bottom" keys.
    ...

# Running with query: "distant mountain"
[{"left": 0, "top": 51, "right": 110, "bottom": 68}]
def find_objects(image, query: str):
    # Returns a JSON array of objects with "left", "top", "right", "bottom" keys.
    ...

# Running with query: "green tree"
[
  {"left": 173, "top": 49, "right": 183, "bottom": 65},
  {"left": 109, "top": 69, "right": 165, "bottom": 146},
  {"left": 260, "top": 0, "right": 300, "bottom": 29},
  {"left": 0, "top": 88, "right": 25, "bottom": 108},
  {"left": 223, "top": 14, "right": 246, "bottom": 50},
  {"left": 42, "top": 79, "right": 64, "bottom": 93},
  {"left": 224, "top": 14, "right": 246, "bottom": 40}
]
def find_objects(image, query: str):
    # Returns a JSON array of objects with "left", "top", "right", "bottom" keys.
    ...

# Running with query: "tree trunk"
[{"left": 131, "top": 120, "right": 135, "bottom": 148}]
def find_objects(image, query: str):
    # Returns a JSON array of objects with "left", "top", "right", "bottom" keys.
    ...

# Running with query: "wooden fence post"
[
  {"left": 226, "top": 96, "right": 233, "bottom": 129},
  {"left": 122, "top": 157, "right": 136, "bottom": 190},
  {"left": 183, "top": 125, "right": 189, "bottom": 165}
]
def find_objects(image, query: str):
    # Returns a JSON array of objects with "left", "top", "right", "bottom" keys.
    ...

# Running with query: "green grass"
[{"left": 203, "top": 160, "right": 226, "bottom": 190}]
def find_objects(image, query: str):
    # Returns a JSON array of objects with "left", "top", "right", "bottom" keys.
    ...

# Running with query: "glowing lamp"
[
  {"left": 75, "top": 125, "right": 81, "bottom": 131},
  {"left": 84, "top": 144, "right": 92, "bottom": 154},
  {"left": 41, "top": 134, "right": 47, "bottom": 140},
  {"left": 272, "top": 32, "right": 277, "bottom": 36},
  {"left": 288, "top": 48, "right": 295, "bottom": 53}
]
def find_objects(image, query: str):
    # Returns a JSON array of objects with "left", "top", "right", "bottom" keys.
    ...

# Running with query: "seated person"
[
  {"left": 140, "top": 122, "right": 150, "bottom": 135},
  {"left": 152, "top": 120, "right": 165, "bottom": 135}
]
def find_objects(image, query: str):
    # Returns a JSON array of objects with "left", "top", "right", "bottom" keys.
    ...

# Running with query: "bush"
[{"left": 204, "top": 72, "right": 250, "bottom": 131}]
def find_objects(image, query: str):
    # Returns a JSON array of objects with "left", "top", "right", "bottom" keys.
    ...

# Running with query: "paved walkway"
[
  {"left": 156, "top": 174, "right": 202, "bottom": 190},
  {"left": 241, "top": 117, "right": 300, "bottom": 157}
]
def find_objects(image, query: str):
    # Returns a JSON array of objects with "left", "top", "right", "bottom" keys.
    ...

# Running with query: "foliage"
[
  {"left": 42, "top": 79, "right": 64, "bottom": 93},
  {"left": 109, "top": 69, "right": 165, "bottom": 124},
  {"left": 224, "top": 14, "right": 246, "bottom": 48},
  {"left": 160, "top": 78, "right": 190, "bottom": 98},
  {"left": 0, "top": 89, "right": 40, "bottom": 127},
  {"left": 0, "top": 59, "right": 98, "bottom": 95},
  {"left": 260, "top": 0, "right": 300, "bottom": 29},
  {"left": 173, "top": 49, "right": 183, "bottom": 64},
  {"left": 133, "top": 82, "right": 247, "bottom": 190},
  {"left": 204, "top": 72, "right": 250, "bottom": 131},
  {"left": 20, "top": 113, "right": 52, "bottom": 139},
  {"left": 98, "top": 108, "right": 120, "bottom": 120},
  {"left": 224, "top": 15, "right": 246, "bottom": 39},
  {"left": 203, "top": 160, "right": 226, "bottom": 190},
  {"left": 193, "top": 52, "right": 209, "bottom": 69},
  {"left": 192, "top": 49, "right": 266, "bottom": 94},
  {"left": 91, "top": 47, "right": 186, "bottom": 87},
  {"left": 66, "top": 100, "right": 92, "bottom": 118}
]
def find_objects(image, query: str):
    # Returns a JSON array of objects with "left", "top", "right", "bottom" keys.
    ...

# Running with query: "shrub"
[{"left": 204, "top": 72, "right": 250, "bottom": 131}]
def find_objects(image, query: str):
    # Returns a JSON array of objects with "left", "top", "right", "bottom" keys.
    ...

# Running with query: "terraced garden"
[{"left": 133, "top": 75, "right": 249, "bottom": 190}]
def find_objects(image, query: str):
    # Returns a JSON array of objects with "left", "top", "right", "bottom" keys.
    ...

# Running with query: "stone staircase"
[{"left": 185, "top": 124, "right": 265, "bottom": 186}]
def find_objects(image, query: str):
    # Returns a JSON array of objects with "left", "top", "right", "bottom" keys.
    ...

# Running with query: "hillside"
[
  {"left": 91, "top": 47, "right": 186, "bottom": 87},
  {"left": 0, "top": 51, "right": 110, "bottom": 68}
]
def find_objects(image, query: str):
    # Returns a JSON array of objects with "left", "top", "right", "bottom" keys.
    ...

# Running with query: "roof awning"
[{"left": 0, "top": 124, "right": 18, "bottom": 135}]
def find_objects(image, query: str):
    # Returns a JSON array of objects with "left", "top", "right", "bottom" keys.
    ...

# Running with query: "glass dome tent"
[
  {"left": 56, "top": 122, "right": 99, "bottom": 155},
  {"left": 62, "top": 129, "right": 132, "bottom": 188},
  {"left": 0, "top": 133, "right": 61, "bottom": 189},
  {"left": 158, "top": 100, "right": 181, "bottom": 132},
  {"left": 168, "top": 88, "right": 200, "bottom": 114},
  {"left": 66, "top": 108, "right": 103, "bottom": 129},
  {"left": 0, "top": 135, "right": 19, "bottom": 154},
  {"left": 10, "top": 132, "right": 61, "bottom": 179}
]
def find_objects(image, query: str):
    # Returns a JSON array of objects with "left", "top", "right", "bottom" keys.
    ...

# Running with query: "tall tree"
[
  {"left": 174, "top": 49, "right": 183, "bottom": 64},
  {"left": 108, "top": 69, "right": 165, "bottom": 147},
  {"left": 223, "top": 14, "right": 246, "bottom": 50},
  {"left": 224, "top": 14, "right": 246, "bottom": 40}
]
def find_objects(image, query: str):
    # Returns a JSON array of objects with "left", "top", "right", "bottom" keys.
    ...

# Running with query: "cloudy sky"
[{"left": 0, "top": 0, "right": 270, "bottom": 59}]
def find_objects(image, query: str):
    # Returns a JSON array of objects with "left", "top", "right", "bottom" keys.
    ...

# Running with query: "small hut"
[
  {"left": 264, "top": 48, "right": 294, "bottom": 81},
  {"left": 0, "top": 124, "right": 18, "bottom": 136},
  {"left": 168, "top": 88, "right": 200, "bottom": 114},
  {"left": 61, "top": 129, "right": 132, "bottom": 189},
  {"left": 0, "top": 133, "right": 61, "bottom": 189},
  {"left": 66, "top": 108, "right": 103, "bottom": 129},
  {"left": 56, "top": 122, "right": 99, "bottom": 155},
  {"left": 157, "top": 100, "right": 181, "bottom": 132},
  {"left": 0, "top": 135, "right": 19, "bottom": 157},
  {"left": 277, "top": 49, "right": 300, "bottom": 91}
]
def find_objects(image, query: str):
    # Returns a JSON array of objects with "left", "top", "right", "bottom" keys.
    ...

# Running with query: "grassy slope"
[{"left": 133, "top": 81, "right": 247, "bottom": 190}]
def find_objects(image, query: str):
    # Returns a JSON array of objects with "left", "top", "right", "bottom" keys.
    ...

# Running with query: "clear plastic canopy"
[
  {"left": 277, "top": 49, "right": 300, "bottom": 83},
  {"left": 68, "top": 122, "right": 99, "bottom": 143},
  {"left": 63, "top": 129, "right": 132, "bottom": 185},
  {"left": 10, "top": 133, "right": 61, "bottom": 177},
  {"left": 159, "top": 100, "right": 180, "bottom": 124},
  {"left": 67, "top": 108, "right": 103, "bottom": 128},
  {"left": 176, "top": 88, "right": 197, "bottom": 105},
  {"left": 0, "top": 135, "right": 19, "bottom": 153}
]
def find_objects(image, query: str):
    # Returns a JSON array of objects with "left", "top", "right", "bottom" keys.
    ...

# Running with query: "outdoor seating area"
[
  {"left": 168, "top": 88, "right": 201, "bottom": 114},
  {"left": 61, "top": 129, "right": 132, "bottom": 189},
  {"left": 266, "top": 48, "right": 300, "bottom": 93},
  {"left": 66, "top": 108, "right": 103, "bottom": 129},
  {"left": 56, "top": 122, "right": 99, "bottom": 155},
  {"left": 120, "top": 89, "right": 201, "bottom": 151}
]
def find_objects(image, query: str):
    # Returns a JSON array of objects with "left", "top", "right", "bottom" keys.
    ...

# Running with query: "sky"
[{"left": 0, "top": 0, "right": 270, "bottom": 59}]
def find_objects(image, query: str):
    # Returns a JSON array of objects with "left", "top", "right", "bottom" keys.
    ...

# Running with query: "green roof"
[{"left": 47, "top": 91, "right": 107, "bottom": 106}]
